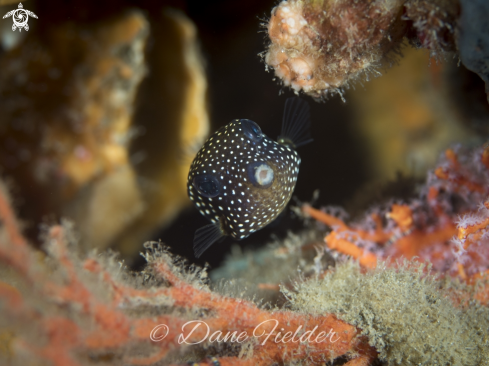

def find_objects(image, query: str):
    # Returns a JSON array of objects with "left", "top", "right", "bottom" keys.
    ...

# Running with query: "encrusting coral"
[
  {"left": 262, "top": 0, "right": 483, "bottom": 101},
  {"left": 114, "top": 9, "right": 210, "bottom": 258},
  {"left": 0, "top": 9, "right": 149, "bottom": 249},
  {"left": 286, "top": 261, "right": 489, "bottom": 366},
  {"left": 264, "top": 0, "right": 406, "bottom": 100}
]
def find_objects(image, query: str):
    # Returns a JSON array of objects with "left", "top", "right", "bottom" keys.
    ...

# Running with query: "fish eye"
[
  {"left": 247, "top": 161, "right": 274, "bottom": 188},
  {"left": 193, "top": 174, "right": 220, "bottom": 197},
  {"left": 240, "top": 119, "right": 263, "bottom": 142}
]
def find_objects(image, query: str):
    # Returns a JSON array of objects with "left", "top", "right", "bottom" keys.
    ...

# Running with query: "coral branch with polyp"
[
  {"left": 304, "top": 144, "right": 489, "bottom": 284},
  {"left": 0, "top": 181, "right": 376, "bottom": 365}
]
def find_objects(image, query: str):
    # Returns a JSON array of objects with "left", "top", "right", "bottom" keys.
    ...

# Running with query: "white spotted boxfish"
[{"left": 187, "top": 97, "right": 312, "bottom": 257}]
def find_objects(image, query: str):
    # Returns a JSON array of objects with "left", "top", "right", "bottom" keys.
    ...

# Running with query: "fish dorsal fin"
[
  {"left": 278, "top": 97, "right": 313, "bottom": 148},
  {"left": 194, "top": 223, "right": 224, "bottom": 258}
]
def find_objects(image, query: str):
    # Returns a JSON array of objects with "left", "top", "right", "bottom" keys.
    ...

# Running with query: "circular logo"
[
  {"left": 150, "top": 324, "right": 169, "bottom": 342},
  {"left": 12, "top": 9, "right": 29, "bottom": 28}
]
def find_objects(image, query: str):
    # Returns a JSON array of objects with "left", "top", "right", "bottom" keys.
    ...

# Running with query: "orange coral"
[
  {"left": 303, "top": 144, "right": 489, "bottom": 290},
  {"left": 325, "top": 231, "right": 377, "bottom": 268},
  {"left": 0, "top": 180, "right": 376, "bottom": 366}
]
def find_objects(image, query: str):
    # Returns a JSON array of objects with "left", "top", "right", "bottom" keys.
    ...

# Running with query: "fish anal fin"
[{"left": 194, "top": 223, "right": 224, "bottom": 258}]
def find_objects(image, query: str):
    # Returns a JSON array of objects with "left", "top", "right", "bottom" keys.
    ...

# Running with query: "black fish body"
[
  {"left": 188, "top": 121, "right": 300, "bottom": 237},
  {"left": 187, "top": 97, "right": 311, "bottom": 257}
]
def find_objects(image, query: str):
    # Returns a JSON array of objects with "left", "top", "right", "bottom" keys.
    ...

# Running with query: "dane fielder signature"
[{"left": 3, "top": 3, "right": 37, "bottom": 32}]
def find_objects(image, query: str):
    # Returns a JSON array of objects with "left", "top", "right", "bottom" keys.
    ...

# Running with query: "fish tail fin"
[
  {"left": 278, "top": 97, "right": 313, "bottom": 148},
  {"left": 193, "top": 223, "right": 224, "bottom": 258}
]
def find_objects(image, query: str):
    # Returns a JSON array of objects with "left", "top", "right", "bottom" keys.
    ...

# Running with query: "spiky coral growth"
[
  {"left": 285, "top": 261, "right": 489, "bottom": 366},
  {"left": 263, "top": 0, "right": 461, "bottom": 100}
]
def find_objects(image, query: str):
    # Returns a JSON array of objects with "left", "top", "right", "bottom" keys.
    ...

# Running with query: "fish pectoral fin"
[
  {"left": 278, "top": 97, "right": 313, "bottom": 148},
  {"left": 193, "top": 223, "right": 224, "bottom": 258}
]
